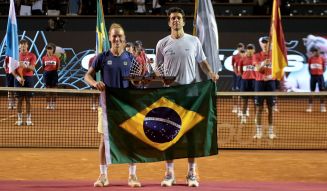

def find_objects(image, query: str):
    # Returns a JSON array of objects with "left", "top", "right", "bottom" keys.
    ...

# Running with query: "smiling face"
[
  {"left": 109, "top": 27, "right": 125, "bottom": 50},
  {"left": 19, "top": 42, "right": 28, "bottom": 53},
  {"left": 168, "top": 12, "right": 185, "bottom": 31}
]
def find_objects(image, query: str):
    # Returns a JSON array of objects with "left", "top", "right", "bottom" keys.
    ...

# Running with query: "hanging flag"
[
  {"left": 5, "top": 0, "right": 19, "bottom": 74},
  {"left": 95, "top": 0, "right": 111, "bottom": 164},
  {"left": 96, "top": 0, "right": 110, "bottom": 54},
  {"left": 105, "top": 81, "right": 218, "bottom": 164},
  {"left": 193, "top": 0, "right": 221, "bottom": 81},
  {"left": 270, "top": 0, "right": 288, "bottom": 80}
]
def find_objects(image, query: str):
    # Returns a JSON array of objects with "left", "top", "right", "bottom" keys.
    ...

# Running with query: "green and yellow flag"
[
  {"left": 96, "top": 0, "right": 109, "bottom": 54},
  {"left": 106, "top": 80, "right": 218, "bottom": 164}
]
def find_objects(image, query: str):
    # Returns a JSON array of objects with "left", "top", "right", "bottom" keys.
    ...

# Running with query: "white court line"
[{"left": 0, "top": 114, "right": 16, "bottom": 122}]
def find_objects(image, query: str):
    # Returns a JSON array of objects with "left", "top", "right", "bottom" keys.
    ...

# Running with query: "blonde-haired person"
[{"left": 84, "top": 23, "right": 141, "bottom": 188}]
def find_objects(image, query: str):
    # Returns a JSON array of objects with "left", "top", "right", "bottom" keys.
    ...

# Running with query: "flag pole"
[{"left": 192, "top": 0, "right": 199, "bottom": 36}]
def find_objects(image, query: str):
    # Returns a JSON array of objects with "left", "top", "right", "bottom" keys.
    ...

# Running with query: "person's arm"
[
  {"left": 199, "top": 60, "right": 219, "bottom": 81},
  {"left": 12, "top": 68, "right": 24, "bottom": 85},
  {"left": 56, "top": 56, "right": 61, "bottom": 70},
  {"left": 84, "top": 67, "right": 105, "bottom": 91}
]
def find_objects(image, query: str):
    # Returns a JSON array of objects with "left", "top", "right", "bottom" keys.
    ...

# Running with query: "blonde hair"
[{"left": 109, "top": 23, "right": 125, "bottom": 34}]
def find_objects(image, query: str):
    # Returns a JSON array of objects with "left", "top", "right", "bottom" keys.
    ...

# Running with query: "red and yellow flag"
[{"left": 270, "top": 0, "right": 288, "bottom": 80}]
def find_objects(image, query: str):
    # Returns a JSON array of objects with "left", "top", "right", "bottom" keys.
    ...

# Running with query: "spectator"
[{"left": 67, "top": 0, "right": 82, "bottom": 15}]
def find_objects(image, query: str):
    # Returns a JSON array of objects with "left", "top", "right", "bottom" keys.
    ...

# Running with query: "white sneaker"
[
  {"left": 320, "top": 105, "right": 326, "bottom": 113},
  {"left": 8, "top": 103, "right": 14, "bottom": 110},
  {"left": 268, "top": 133, "right": 277, "bottom": 139},
  {"left": 253, "top": 133, "right": 262, "bottom": 139},
  {"left": 306, "top": 104, "right": 312, "bottom": 112},
  {"left": 51, "top": 103, "right": 55, "bottom": 110},
  {"left": 46, "top": 104, "right": 51, "bottom": 110},
  {"left": 186, "top": 173, "right": 199, "bottom": 187},
  {"left": 94, "top": 174, "right": 109, "bottom": 187},
  {"left": 237, "top": 110, "right": 243, "bottom": 117},
  {"left": 128, "top": 175, "right": 141, "bottom": 187},
  {"left": 26, "top": 120, "right": 33, "bottom": 126},
  {"left": 161, "top": 174, "right": 176, "bottom": 187},
  {"left": 273, "top": 106, "right": 279, "bottom": 112},
  {"left": 15, "top": 120, "right": 23, "bottom": 126},
  {"left": 232, "top": 106, "right": 238, "bottom": 113},
  {"left": 246, "top": 108, "right": 250, "bottom": 116},
  {"left": 16, "top": 114, "right": 23, "bottom": 126},
  {"left": 240, "top": 115, "right": 247, "bottom": 124}
]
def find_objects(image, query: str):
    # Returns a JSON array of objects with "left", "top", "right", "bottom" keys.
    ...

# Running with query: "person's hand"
[
  {"left": 16, "top": 76, "right": 25, "bottom": 86},
  {"left": 93, "top": 81, "right": 106, "bottom": 91},
  {"left": 19, "top": 61, "right": 27, "bottom": 68},
  {"left": 209, "top": 71, "right": 219, "bottom": 82}
]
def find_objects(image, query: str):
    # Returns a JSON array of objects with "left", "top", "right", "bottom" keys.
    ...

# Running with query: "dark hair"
[
  {"left": 126, "top": 42, "right": 134, "bottom": 48},
  {"left": 46, "top": 42, "right": 56, "bottom": 53},
  {"left": 246, "top": 44, "right": 255, "bottom": 50},
  {"left": 167, "top": 7, "right": 185, "bottom": 20},
  {"left": 237, "top": 43, "right": 244, "bottom": 48},
  {"left": 19, "top": 39, "right": 28, "bottom": 44},
  {"left": 310, "top": 47, "right": 319, "bottom": 52},
  {"left": 240, "top": 49, "right": 246, "bottom": 53}
]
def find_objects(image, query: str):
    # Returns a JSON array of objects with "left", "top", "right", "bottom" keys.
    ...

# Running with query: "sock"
[
  {"left": 100, "top": 165, "right": 107, "bottom": 175},
  {"left": 18, "top": 113, "right": 22, "bottom": 120},
  {"left": 129, "top": 163, "right": 136, "bottom": 176},
  {"left": 166, "top": 162, "right": 174, "bottom": 175},
  {"left": 188, "top": 162, "right": 196, "bottom": 174},
  {"left": 268, "top": 125, "right": 274, "bottom": 134},
  {"left": 256, "top": 125, "right": 262, "bottom": 135},
  {"left": 27, "top": 114, "right": 31, "bottom": 121}
]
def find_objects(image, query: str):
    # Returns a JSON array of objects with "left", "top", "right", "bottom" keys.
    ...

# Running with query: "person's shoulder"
[{"left": 157, "top": 35, "right": 171, "bottom": 45}]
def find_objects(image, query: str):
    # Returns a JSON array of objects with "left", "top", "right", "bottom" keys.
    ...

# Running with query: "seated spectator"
[
  {"left": 135, "top": 0, "right": 146, "bottom": 14},
  {"left": 67, "top": 0, "right": 82, "bottom": 15},
  {"left": 122, "top": 0, "right": 136, "bottom": 15}
]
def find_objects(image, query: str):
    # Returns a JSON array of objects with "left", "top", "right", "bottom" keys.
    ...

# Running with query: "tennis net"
[{"left": 0, "top": 87, "right": 326, "bottom": 149}]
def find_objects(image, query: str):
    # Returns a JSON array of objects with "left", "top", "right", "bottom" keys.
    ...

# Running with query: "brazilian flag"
[{"left": 106, "top": 80, "right": 218, "bottom": 164}]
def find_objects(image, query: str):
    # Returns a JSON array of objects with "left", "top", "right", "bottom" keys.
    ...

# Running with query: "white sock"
[
  {"left": 188, "top": 162, "right": 196, "bottom": 174},
  {"left": 100, "top": 165, "right": 107, "bottom": 175},
  {"left": 268, "top": 125, "right": 274, "bottom": 134},
  {"left": 18, "top": 113, "right": 22, "bottom": 120},
  {"left": 166, "top": 162, "right": 174, "bottom": 175},
  {"left": 256, "top": 125, "right": 262, "bottom": 135},
  {"left": 129, "top": 163, "right": 136, "bottom": 176}
]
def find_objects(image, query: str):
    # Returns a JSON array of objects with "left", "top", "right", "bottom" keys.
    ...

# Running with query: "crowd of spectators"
[{"left": 0, "top": 0, "right": 326, "bottom": 16}]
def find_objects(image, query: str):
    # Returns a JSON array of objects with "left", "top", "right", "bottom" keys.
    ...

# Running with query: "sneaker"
[
  {"left": 268, "top": 133, "right": 277, "bottom": 139},
  {"left": 186, "top": 173, "right": 199, "bottom": 187},
  {"left": 253, "top": 133, "right": 262, "bottom": 139},
  {"left": 246, "top": 108, "right": 250, "bottom": 116},
  {"left": 26, "top": 120, "right": 33, "bottom": 126},
  {"left": 128, "top": 175, "right": 141, "bottom": 187},
  {"left": 273, "top": 106, "right": 279, "bottom": 112},
  {"left": 92, "top": 104, "right": 97, "bottom": 111},
  {"left": 232, "top": 106, "right": 238, "bottom": 113},
  {"left": 240, "top": 115, "right": 247, "bottom": 124},
  {"left": 8, "top": 103, "right": 14, "bottom": 110},
  {"left": 320, "top": 105, "right": 326, "bottom": 113},
  {"left": 94, "top": 174, "right": 109, "bottom": 187},
  {"left": 15, "top": 120, "right": 23, "bottom": 126},
  {"left": 161, "top": 174, "right": 176, "bottom": 187},
  {"left": 306, "top": 107, "right": 312, "bottom": 112},
  {"left": 46, "top": 104, "right": 51, "bottom": 110},
  {"left": 51, "top": 103, "right": 56, "bottom": 110}
]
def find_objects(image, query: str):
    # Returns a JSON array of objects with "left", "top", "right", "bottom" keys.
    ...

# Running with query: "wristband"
[{"left": 16, "top": 76, "right": 22, "bottom": 81}]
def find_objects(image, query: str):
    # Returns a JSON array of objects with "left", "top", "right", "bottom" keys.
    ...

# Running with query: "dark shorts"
[
  {"left": 310, "top": 75, "right": 324, "bottom": 92},
  {"left": 255, "top": 80, "right": 276, "bottom": 106},
  {"left": 14, "top": 76, "right": 35, "bottom": 97},
  {"left": 43, "top": 70, "right": 58, "bottom": 87},
  {"left": 240, "top": 79, "right": 255, "bottom": 92},
  {"left": 6, "top": 73, "right": 15, "bottom": 87}
]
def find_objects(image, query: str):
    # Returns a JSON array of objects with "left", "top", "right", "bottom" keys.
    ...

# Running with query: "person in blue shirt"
[{"left": 84, "top": 23, "right": 141, "bottom": 188}]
